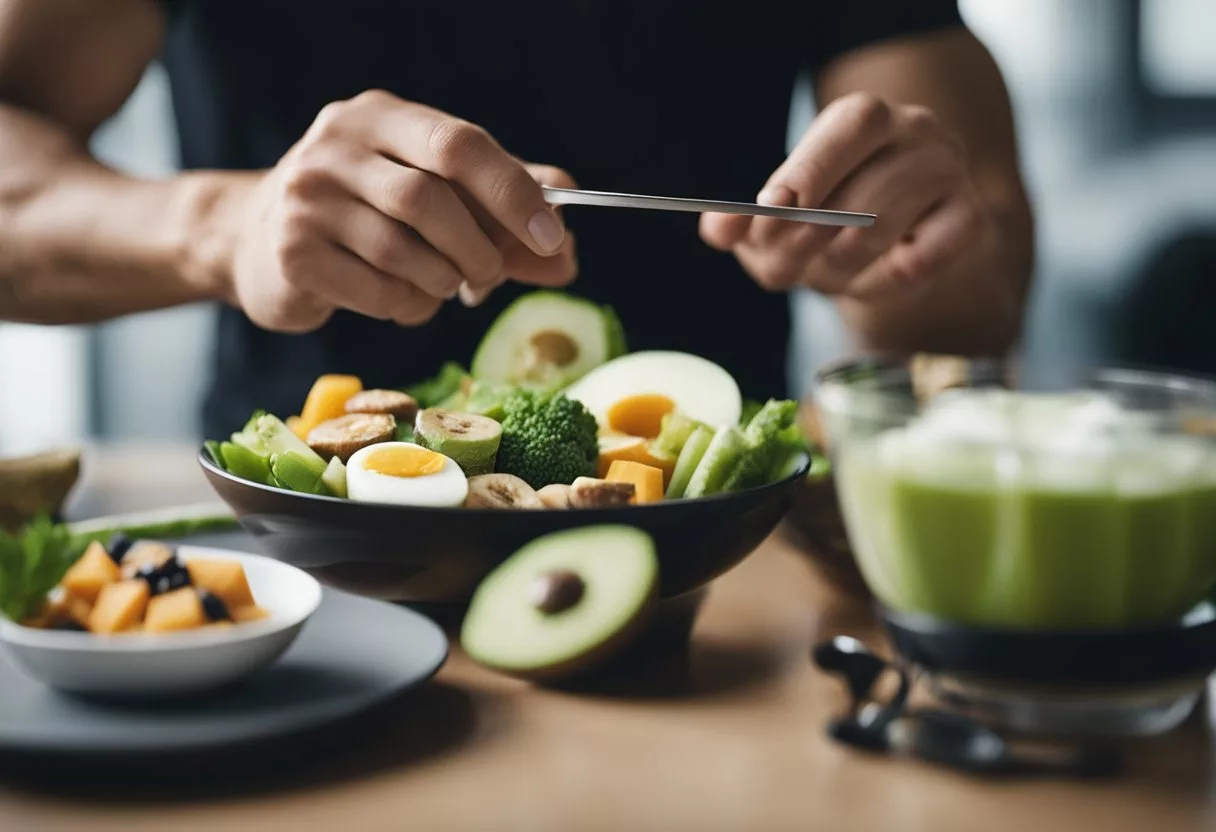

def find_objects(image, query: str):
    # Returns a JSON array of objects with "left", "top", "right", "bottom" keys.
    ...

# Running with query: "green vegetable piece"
[
  {"left": 0, "top": 513, "right": 89, "bottom": 623},
  {"left": 743, "top": 399, "right": 799, "bottom": 444},
  {"left": 684, "top": 426, "right": 750, "bottom": 498},
  {"left": 436, "top": 388, "right": 469, "bottom": 411},
  {"left": 652, "top": 411, "right": 709, "bottom": 458},
  {"left": 270, "top": 451, "right": 333, "bottom": 496},
  {"left": 219, "top": 441, "right": 272, "bottom": 485},
  {"left": 321, "top": 456, "right": 348, "bottom": 498},
  {"left": 395, "top": 422, "right": 415, "bottom": 443},
  {"left": 739, "top": 399, "right": 764, "bottom": 427},
  {"left": 666, "top": 425, "right": 714, "bottom": 499},
  {"left": 204, "top": 440, "right": 222, "bottom": 466},
  {"left": 494, "top": 389, "right": 599, "bottom": 489},
  {"left": 465, "top": 380, "right": 515, "bottom": 421},
  {"left": 404, "top": 362, "right": 469, "bottom": 409},
  {"left": 232, "top": 412, "right": 328, "bottom": 478},
  {"left": 68, "top": 504, "right": 238, "bottom": 542},
  {"left": 415, "top": 409, "right": 503, "bottom": 477}
]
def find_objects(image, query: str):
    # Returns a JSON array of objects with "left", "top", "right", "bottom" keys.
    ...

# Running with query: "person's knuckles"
[
  {"left": 380, "top": 168, "right": 439, "bottom": 225},
  {"left": 426, "top": 118, "right": 496, "bottom": 178},
  {"left": 827, "top": 92, "right": 895, "bottom": 144}
]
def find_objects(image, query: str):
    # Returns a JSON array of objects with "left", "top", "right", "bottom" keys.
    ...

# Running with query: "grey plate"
[{"left": 0, "top": 586, "right": 449, "bottom": 756}]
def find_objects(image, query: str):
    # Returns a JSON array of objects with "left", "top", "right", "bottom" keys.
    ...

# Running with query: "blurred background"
[{"left": 1, "top": 0, "right": 1214, "bottom": 457}]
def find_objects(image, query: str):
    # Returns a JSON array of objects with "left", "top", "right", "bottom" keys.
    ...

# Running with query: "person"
[{"left": 0, "top": 1, "right": 1033, "bottom": 439}]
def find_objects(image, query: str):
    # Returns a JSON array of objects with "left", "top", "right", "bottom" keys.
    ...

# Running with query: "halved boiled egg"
[
  {"left": 346, "top": 442, "right": 468, "bottom": 507},
  {"left": 564, "top": 351, "right": 742, "bottom": 438}
]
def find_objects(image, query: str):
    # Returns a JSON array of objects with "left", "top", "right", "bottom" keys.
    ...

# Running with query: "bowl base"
[{"left": 927, "top": 670, "right": 1204, "bottom": 738}]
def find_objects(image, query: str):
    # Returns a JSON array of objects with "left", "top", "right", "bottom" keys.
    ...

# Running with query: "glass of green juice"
[{"left": 814, "top": 360, "right": 1216, "bottom": 633}]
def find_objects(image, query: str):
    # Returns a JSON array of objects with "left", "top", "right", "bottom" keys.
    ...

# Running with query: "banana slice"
[
  {"left": 413, "top": 408, "right": 503, "bottom": 476},
  {"left": 570, "top": 477, "right": 635, "bottom": 508},
  {"left": 466, "top": 473, "right": 544, "bottom": 509},
  {"left": 537, "top": 483, "right": 574, "bottom": 509}
]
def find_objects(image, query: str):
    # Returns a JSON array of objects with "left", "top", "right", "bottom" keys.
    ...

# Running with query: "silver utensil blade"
[{"left": 542, "top": 186, "right": 875, "bottom": 228}]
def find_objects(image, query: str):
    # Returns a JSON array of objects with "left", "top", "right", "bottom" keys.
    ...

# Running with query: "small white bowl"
[{"left": 0, "top": 546, "right": 322, "bottom": 699}]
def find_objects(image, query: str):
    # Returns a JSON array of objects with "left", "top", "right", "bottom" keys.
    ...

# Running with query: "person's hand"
[
  {"left": 228, "top": 89, "right": 577, "bottom": 332},
  {"left": 699, "top": 93, "right": 991, "bottom": 301}
]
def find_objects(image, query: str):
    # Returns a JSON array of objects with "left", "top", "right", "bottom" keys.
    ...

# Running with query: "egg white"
[
  {"left": 563, "top": 350, "right": 743, "bottom": 430},
  {"left": 345, "top": 442, "right": 469, "bottom": 507}
]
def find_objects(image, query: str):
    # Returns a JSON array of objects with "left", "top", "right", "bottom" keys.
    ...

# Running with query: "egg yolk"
[
  {"left": 606, "top": 394, "right": 675, "bottom": 439},
  {"left": 364, "top": 446, "right": 446, "bottom": 477}
]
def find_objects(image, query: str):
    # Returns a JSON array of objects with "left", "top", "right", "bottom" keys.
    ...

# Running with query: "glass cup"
[{"left": 811, "top": 356, "right": 1216, "bottom": 736}]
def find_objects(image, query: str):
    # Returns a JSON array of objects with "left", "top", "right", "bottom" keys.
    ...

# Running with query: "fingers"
[
  {"left": 321, "top": 197, "right": 466, "bottom": 300},
  {"left": 353, "top": 93, "right": 569, "bottom": 257},
  {"left": 803, "top": 140, "right": 962, "bottom": 288},
  {"left": 339, "top": 153, "right": 505, "bottom": 289},
  {"left": 524, "top": 163, "right": 578, "bottom": 191},
  {"left": 699, "top": 211, "right": 753, "bottom": 251},
  {"left": 760, "top": 94, "right": 896, "bottom": 208},
  {"left": 277, "top": 230, "right": 442, "bottom": 326},
  {"left": 847, "top": 195, "right": 985, "bottom": 300}
]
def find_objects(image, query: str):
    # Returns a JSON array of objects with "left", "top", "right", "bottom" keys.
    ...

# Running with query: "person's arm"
[
  {"left": 817, "top": 27, "right": 1034, "bottom": 356},
  {"left": 701, "top": 23, "right": 1034, "bottom": 358},
  {"left": 0, "top": 0, "right": 576, "bottom": 329},
  {"left": 0, "top": 0, "right": 242, "bottom": 323}
]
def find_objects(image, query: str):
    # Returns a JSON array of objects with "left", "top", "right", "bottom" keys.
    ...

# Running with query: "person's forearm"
[
  {"left": 0, "top": 103, "right": 251, "bottom": 324},
  {"left": 836, "top": 184, "right": 1034, "bottom": 357}
]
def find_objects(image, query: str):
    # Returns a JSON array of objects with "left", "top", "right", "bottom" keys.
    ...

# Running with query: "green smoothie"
[{"left": 833, "top": 391, "right": 1216, "bottom": 630}]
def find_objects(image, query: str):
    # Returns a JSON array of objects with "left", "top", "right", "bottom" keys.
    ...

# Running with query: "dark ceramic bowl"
[{"left": 198, "top": 447, "right": 808, "bottom": 616}]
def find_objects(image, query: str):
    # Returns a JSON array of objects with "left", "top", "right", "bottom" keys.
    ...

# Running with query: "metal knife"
[{"left": 541, "top": 186, "right": 875, "bottom": 228}]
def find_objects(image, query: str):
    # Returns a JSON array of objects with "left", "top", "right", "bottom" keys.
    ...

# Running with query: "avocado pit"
[
  {"left": 525, "top": 330, "right": 580, "bottom": 380},
  {"left": 528, "top": 569, "right": 585, "bottom": 614}
]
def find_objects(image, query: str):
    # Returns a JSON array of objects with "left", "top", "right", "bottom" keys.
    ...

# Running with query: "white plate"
[{"left": 0, "top": 546, "right": 322, "bottom": 698}]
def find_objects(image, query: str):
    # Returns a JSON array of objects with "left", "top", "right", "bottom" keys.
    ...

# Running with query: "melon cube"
[
  {"left": 119, "top": 541, "right": 174, "bottom": 579},
  {"left": 58, "top": 593, "right": 93, "bottom": 629},
  {"left": 60, "top": 541, "right": 122, "bottom": 602},
  {"left": 89, "top": 580, "right": 150, "bottom": 634},
  {"left": 186, "top": 559, "right": 254, "bottom": 608},
  {"left": 144, "top": 587, "right": 206, "bottom": 632}
]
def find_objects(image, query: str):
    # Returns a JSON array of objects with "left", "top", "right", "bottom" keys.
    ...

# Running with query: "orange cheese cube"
[
  {"left": 605, "top": 459, "right": 665, "bottom": 504},
  {"left": 297, "top": 374, "right": 363, "bottom": 437},
  {"left": 60, "top": 541, "right": 121, "bottom": 602},
  {"left": 186, "top": 559, "right": 255, "bottom": 609},
  {"left": 144, "top": 587, "right": 206, "bottom": 632},
  {"left": 596, "top": 436, "right": 676, "bottom": 487},
  {"left": 89, "top": 580, "right": 150, "bottom": 634}
]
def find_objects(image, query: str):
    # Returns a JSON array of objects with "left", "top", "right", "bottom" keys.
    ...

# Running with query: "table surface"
[{"left": 2, "top": 443, "right": 1215, "bottom": 832}]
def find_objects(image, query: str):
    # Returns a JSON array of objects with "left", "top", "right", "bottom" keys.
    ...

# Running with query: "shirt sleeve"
[{"left": 805, "top": 0, "right": 966, "bottom": 72}]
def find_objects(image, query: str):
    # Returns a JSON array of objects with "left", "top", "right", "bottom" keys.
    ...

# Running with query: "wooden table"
[{"left": 2, "top": 443, "right": 1215, "bottom": 831}]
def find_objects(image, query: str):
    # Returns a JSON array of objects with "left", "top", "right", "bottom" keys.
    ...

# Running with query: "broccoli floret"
[{"left": 494, "top": 390, "right": 599, "bottom": 488}]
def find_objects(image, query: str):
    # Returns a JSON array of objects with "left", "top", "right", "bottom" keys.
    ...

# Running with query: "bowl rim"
[
  {"left": 197, "top": 443, "right": 813, "bottom": 513},
  {"left": 0, "top": 546, "right": 322, "bottom": 652}
]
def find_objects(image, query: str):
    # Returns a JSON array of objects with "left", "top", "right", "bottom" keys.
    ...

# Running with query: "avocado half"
[
  {"left": 460, "top": 524, "right": 659, "bottom": 681},
  {"left": 470, "top": 291, "right": 627, "bottom": 390}
]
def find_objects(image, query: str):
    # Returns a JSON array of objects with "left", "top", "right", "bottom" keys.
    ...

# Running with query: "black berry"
[
  {"left": 106, "top": 532, "right": 133, "bottom": 565},
  {"left": 199, "top": 590, "right": 231, "bottom": 622}
]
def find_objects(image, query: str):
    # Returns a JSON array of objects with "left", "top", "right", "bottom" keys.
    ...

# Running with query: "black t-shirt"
[{"left": 156, "top": 1, "right": 964, "bottom": 438}]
